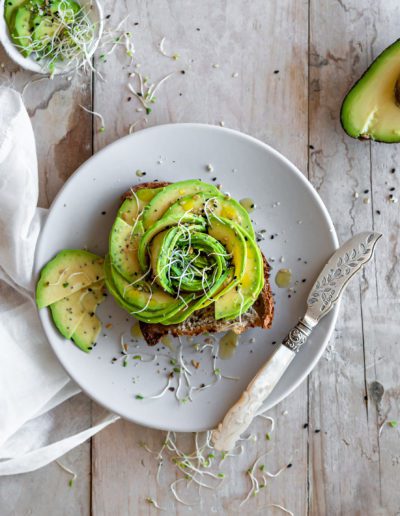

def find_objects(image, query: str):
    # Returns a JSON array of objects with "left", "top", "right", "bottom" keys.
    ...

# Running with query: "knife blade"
[{"left": 211, "top": 231, "right": 382, "bottom": 451}]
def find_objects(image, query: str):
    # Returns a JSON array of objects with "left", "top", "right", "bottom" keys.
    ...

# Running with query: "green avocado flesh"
[
  {"left": 5, "top": 0, "right": 82, "bottom": 62},
  {"left": 71, "top": 312, "right": 101, "bottom": 353},
  {"left": 341, "top": 39, "right": 400, "bottom": 142},
  {"left": 35, "top": 180, "right": 265, "bottom": 349},
  {"left": 36, "top": 250, "right": 106, "bottom": 352},
  {"left": 36, "top": 250, "right": 104, "bottom": 309},
  {"left": 50, "top": 281, "right": 105, "bottom": 339},
  {"left": 106, "top": 180, "right": 264, "bottom": 324}
]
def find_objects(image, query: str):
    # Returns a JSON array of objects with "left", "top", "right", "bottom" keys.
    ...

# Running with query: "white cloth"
[{"left": 0, "top": 86, "right": 119, "bottom": 475}]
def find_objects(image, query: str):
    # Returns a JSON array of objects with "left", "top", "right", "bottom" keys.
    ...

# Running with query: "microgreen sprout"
[
  {"left": 56, "top": 460, "right": 77, "bottom": 487},
  {"left": 13, "top": 2, "right": 97, "bottom": 75},
  {"left": 159, "top": 36, "right": 179, "bottom": 60},
  {"left": 79, "top": 105, "right": 105, "bottom": 132},
  {"left": 145, "top": 497, "right": 166, "bottom": 510}
]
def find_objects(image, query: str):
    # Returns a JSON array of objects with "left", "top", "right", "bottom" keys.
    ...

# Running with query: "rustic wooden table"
[{"left": 1, "top": 1, "right": 399, "bottom": 514}]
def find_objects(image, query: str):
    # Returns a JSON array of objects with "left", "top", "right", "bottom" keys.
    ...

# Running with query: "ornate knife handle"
[{"left": 282, "top": 316, "right": 316, "bottom": 353}]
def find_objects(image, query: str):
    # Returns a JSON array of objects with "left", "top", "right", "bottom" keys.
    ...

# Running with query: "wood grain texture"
[
  {"left": 91, "top": 1, "right": 309, "bottom": 515},
  {"left": 0, "top": 46, "right": 92, "bottom": 516},
  {"left": 308, "top": 1, "right": 400, "bottom": 515},
  {"left": 1, "top": 0, "right": 400, "bottom": 514}
]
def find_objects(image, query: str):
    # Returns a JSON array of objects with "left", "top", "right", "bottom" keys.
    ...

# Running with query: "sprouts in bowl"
[{"left": 0, "top": 0, "right": 103, "bottom": 75}]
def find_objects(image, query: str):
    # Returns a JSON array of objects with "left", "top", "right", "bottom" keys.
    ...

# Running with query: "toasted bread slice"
[{"left": 123, "top": 182, "right": 274, "bottom": 346}]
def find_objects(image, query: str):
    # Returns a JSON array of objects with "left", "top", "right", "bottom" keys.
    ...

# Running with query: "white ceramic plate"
[{"left": 35, "top": 123, "right": 338, "bottom": 432}]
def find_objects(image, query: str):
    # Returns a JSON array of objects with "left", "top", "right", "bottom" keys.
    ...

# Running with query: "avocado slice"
[
  {"left": 50, "top": 281, "right": 105, "bottom": 339},
  {"left": 36, "top": 250, "right": 104, "bottom": 309},
  {"left": 341, "top": 39, "right": 400, "bottom": 142},
  {"left": 163, "top": 192, "right": 255, "bottom": 238},
  {"left": 207, "top": 215, "right": 264, "bottom": 320},
  {"left": 118, "top": 188, "right": 161, "bottom": 225},
  {"left": 142, "top": 180, "right": 220, "bottom": 229},
  {"left": 104, "top": 257, "right": 193, "bottom": 323},
  {"left": 109, "top": 218, "right": 144, "bottom": 282},
  {"left": 71, "top": 312, "right": 101, "bottom": 353},
  {"left": 10, "top": 4, "right": 33, "bottom": 57},
  {"left": 32, "top": 14, "right": 60, "bottom": 42},
  {"left": 138, "top": 213, "right": 206, "bottom": 270},
  {"left": 214, "top": 225, "right": 264, "bottom": 320},
  {"left": 4, "top": 0, "right": 26, "bottom": 25},
  {"left": 161, "top": 269, "right": 230, "bottom": 325}
]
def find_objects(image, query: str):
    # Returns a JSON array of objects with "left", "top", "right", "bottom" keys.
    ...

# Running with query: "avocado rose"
[{"left": 105, "top": 179, "right": 264, "bottom": 325}]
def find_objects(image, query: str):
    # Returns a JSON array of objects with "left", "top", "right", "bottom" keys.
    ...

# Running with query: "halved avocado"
[
  {"left": 341, "top": 39, "right": 400, "bottom": 142},
  {"left": 50, "top": 281, "right": 105, "bottom": 339},
  {"left": 142, "top": 180, "right": 220, "bottom": 229},
  {"left": 36, "top": 250, "right": 104, "bottom": 309}
]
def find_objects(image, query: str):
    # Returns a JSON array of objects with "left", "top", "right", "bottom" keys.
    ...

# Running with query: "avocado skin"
[{"left": 340, "top": 38, "right": 400, "bottom": 143}]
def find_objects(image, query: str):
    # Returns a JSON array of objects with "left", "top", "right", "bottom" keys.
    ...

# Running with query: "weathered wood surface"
[{"left": 1, "top": 0, "right": 399, "bottom": 514}]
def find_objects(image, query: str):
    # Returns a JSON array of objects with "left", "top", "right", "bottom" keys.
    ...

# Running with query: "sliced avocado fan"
[
  {"left": 36, "top": 250, "right": 106, "bottom": 352},
  {"left": 107, "top": 179, "right": 264, "bottom": 324},
  {"left": 341, "top": 39, "right": 400, "bottom": 142}
]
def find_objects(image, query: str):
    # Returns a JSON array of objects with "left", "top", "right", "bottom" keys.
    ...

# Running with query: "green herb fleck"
[
  {"left": 173, "top": 367, "right": 181, "bottom": 373},
  {"left": 146, "top": 107, "right": 152, "bottom": 115},
  {"left": 217, "top": 472, "right": 225, "bottom": 478},
  {"left": 214, "top": 368, "right": 221, "bottom": 376},
  {"left": 265, "top": 432, "right": 271, "bottom": 441},
  {"left": 135, "top": 394, "right": 144, "bottom": 400},
  {"left": 388, "top": 420, "right": 398, "bottom": 428},
  {"left": 133, "top": 355, "right": 142, "bottom": 360},
  {"left": 68, "top": 478, "right": 74, "bottom": 487},
  {"left": 259, "top": 464, "right": 265, "bottom": 472},
  {"left": 99, "top": 126, "right": 106, "bottom": 133},
  {"left": 170, "top": 358, "right": 177, "bottom": 365}
]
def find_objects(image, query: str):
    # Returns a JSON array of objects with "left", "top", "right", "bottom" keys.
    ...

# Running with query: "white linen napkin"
[{"left": 0, "top": 86, "right": 119, "bottom": 475}]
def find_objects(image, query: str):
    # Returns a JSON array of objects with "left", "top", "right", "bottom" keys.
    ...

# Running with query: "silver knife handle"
[{"left": 282, "top": 316, "right": 316, "bottom": 352}]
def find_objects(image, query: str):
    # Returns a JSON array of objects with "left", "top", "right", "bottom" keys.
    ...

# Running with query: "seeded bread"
[{"left": 124, "top": 182, "right": 274, "bottom": 346}]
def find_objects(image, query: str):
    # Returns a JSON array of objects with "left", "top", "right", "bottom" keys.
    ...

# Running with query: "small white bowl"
[{"left": 0, "top": 0, "right": 103, "bottom": 75}]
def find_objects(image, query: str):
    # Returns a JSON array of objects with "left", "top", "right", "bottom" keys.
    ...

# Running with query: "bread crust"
[{"left": 123, "top": 182, "right": 274, "bottom": 345}]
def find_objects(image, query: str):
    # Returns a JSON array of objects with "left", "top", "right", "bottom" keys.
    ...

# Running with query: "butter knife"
[{"left": 211, "top": 231, "right": 382, "bottom": 451}]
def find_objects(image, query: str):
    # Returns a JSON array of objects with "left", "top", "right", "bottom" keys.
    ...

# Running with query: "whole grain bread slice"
[{"left": 123, "top": 182, "right": 274, "bottom": 346}]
